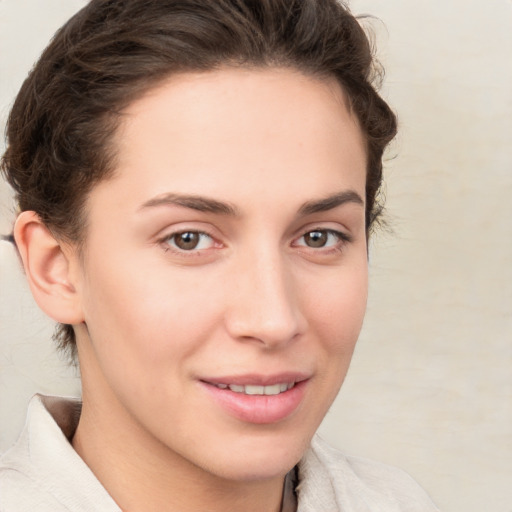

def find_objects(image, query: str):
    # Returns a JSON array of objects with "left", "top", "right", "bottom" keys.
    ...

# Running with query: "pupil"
[
  {"left": 305, "top": 231, "right": 327, "bottom": 248},
  {"left": 175, "top": 232, "right": 199, "bottom": 250}
]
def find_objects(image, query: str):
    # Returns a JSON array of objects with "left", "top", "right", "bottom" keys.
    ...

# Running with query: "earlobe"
[{"left": 14, "top": 211, "right": 85, "bottom": 325}]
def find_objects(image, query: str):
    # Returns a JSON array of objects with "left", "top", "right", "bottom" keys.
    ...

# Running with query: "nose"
[{"left": 224, "top": 249, "right": 306, "bottom": 348}]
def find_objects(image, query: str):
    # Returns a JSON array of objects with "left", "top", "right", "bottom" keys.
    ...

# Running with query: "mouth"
[
  {"left": 199, "top": 374, "right": 309, "bottom": 424},
  {"left": 212, "top": 382, "right": 296, "bottom": 396}
]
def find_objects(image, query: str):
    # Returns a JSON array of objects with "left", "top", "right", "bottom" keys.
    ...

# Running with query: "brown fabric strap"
[{"left": 281, "top": 466, "right": 298, "bottom": 512}]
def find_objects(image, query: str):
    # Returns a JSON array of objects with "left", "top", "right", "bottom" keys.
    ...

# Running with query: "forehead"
[{"left": 92, "top": 67, "right": 367, "bottom": 215}]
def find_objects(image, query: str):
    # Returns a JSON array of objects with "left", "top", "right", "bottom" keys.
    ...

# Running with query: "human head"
[{"left": 1, "top": 0, "right": 397, "bottom": 357}]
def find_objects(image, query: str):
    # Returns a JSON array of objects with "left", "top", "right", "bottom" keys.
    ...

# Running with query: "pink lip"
[
  {"left": 199, "top": 373, "right": 310, "bottom": 424},
  {"left": 203, "top": 372, "right": 309, "bottom": 387}
]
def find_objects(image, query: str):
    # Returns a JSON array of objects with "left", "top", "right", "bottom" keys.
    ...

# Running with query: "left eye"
[
  {"left": 164, "top": 231, "right": 215, "bottom": 251},
  {"left": 296, "top": 229, "right": 345, "bottom": 249}
]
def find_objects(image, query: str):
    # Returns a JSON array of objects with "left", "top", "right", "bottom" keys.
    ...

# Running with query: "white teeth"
[
  {"left": 216, "top": 382, "right": 295, "bottom": 395},
  {"left": 244, "top": 385, "right": 264, "bottom": 395},
  {"left": 264, "top": 384, "right": 282, "bottom": 396}
]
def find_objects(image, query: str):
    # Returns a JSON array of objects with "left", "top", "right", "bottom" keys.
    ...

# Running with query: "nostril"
[{"left": 228, "top": 309, "right": 305, "bottom": 349}]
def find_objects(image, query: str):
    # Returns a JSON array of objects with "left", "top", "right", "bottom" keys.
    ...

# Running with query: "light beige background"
[{"left": 1, "top": 1, "right": 511, "bottom": 511}]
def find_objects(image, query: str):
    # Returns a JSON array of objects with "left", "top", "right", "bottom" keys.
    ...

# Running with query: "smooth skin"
[{"left": 15, "top": 68, "right": 368, "bottom": 512}]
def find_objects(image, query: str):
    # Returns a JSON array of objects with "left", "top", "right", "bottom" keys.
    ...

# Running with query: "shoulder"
[
  {"left": 0, "top": 395, "right": 119, "bottom": 512},
  {"left": 0, "top": 466, "right": 67, "bottom": 512},
  {"left": 296, "top": 435, "right": 440, "bottom": 512},
  {"left": 0, "top": 418, "right": 68, "bottom": 512}
]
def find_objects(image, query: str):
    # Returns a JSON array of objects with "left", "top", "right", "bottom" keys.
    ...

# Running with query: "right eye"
[{"left": 163, "top": 231, "right": 215, "bottom": 252}]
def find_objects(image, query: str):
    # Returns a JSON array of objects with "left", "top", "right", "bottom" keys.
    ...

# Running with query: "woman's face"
[{"left": 73, "top": 68, "right": 368, "bottom": 481}]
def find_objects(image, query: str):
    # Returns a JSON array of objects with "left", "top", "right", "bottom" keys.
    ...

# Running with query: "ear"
[{"left": 14, "top": 211, "right": 85, "bottom": 325}]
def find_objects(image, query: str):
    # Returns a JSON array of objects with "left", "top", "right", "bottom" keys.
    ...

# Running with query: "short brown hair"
[{"left": 1, "top": 0, "right": 397, "bottom": 358}]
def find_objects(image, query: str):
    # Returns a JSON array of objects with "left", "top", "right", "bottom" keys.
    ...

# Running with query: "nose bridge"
[{"left": 226, "top": 242, "right": 304, "bottom": 347}]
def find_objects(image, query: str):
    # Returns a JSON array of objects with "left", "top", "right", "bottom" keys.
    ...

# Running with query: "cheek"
[
  {"left": 80, "top": 255, "right": 223, "bottom": 369},
  {"left": 307, "top": 263, "right": 368, "bottom": 342},
  {"left": 306, "top": 261, "right": 367, "bottom": 397}
]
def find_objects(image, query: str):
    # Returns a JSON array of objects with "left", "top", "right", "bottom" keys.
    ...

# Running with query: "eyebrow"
[
  {"left": 139, "top": 189, "right": 364, "bottom": 217},
  {"left": 298, "top": 190, "right": 364, "bottom": 215},
  {"left": 139, "top": 193, "right": 240, "bottom": 216}
]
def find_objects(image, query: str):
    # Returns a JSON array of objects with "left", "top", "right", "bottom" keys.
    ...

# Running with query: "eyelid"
[
  {"left": 154, "top": 221, "right": 220, "bottom": 242},
  {"left": 293, "top": 223, "right": 352, "bottom": 242}
]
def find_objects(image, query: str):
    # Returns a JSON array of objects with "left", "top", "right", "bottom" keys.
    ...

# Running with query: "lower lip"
[{"left": 200, "top": 380, "right": 308, "bottom": 424}]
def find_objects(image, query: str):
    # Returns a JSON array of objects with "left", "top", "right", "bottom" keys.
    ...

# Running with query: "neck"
[{"left": 72, "top": 380, "right": 286, "bottom": 512}]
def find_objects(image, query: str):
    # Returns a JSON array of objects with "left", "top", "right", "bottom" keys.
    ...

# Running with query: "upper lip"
[{"left": 200, "top": 372, "right": 310, "bottom": 387}]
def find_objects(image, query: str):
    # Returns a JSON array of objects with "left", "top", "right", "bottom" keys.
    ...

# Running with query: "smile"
[
  {"left": 202, "top": 377, "right": 308, "bottom": 423},
  {"left": 212, "top": 382, "right": 296, "bottom": 395}
]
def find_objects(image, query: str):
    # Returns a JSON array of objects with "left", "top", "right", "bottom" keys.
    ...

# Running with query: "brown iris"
[
  {"left": 303, "top": 230, "right": 328, "bottom": 248},
  {"left": 174, "top": 232, "right": 201, "bottom": 250}
]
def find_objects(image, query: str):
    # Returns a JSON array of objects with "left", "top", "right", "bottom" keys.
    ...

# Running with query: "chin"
[{"left": 198, "top": 427, "right": 312, "bottom": 482}]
